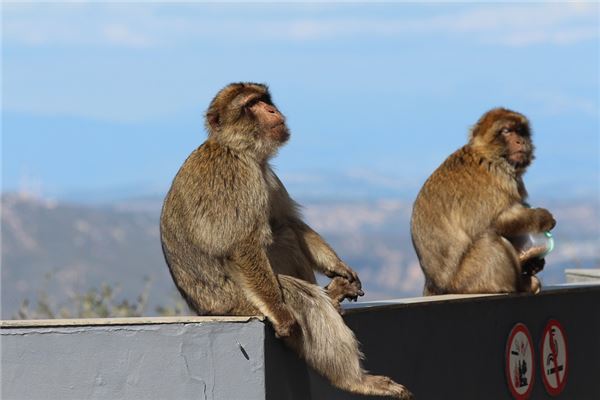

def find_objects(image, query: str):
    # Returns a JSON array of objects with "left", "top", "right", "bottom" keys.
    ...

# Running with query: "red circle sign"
[
  {"left": 540, "top": 319, "right": 568, "bottom": 395},
  {"left": 505, "top": 323, "right": 535, "bottom": 399}
]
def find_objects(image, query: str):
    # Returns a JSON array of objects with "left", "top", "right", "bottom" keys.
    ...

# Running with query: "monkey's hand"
[
  {"left": 325, "top": 261, "right": 362, "bottom": 288},
  {"left": 522, "top": 257, "right": 545, "bottom": 276},
  {"left": 534, "top": 208, "right": 556, "bottom": 232},
  {"left": 272, "top": 305, "right": 299, "bottom": 338},
  {"left": 325, "top": 276, "right": 364, "bottom": 306}
]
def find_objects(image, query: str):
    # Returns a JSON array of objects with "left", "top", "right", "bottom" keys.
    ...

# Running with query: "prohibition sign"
[
  {"left": 505, "top": 323, "right": 535, "bottom": 400},
  {"left": 540, "top": 319, "right": 568, "bottom": 395}
]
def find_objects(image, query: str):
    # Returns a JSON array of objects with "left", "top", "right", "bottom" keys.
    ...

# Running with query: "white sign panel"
[
  {"left": 505, "top": 323, "right": 535, "bottom": 400},
  {"left": 541, "top": 319, "right": 568, "bottom": 396}
]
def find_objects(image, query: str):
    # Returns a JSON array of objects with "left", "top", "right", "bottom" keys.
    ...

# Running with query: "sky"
[{"left": 2, "top": 1, "right": 599, "bottom": 202}]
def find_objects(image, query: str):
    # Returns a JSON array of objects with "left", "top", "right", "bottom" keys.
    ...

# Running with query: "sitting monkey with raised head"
[
  {"left": 411, "top": 108, "right": 555, "bottom": 295},
  {"left": 161, "top": 82, "right": 412, "bottom": 399}
]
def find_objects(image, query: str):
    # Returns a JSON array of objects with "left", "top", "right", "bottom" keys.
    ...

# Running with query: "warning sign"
[
  {"left": 541, "top": 319, "right": 568, "bottom": 395},
  {"left": 505, "top": 323, "right": 535, "bottom": 399}
]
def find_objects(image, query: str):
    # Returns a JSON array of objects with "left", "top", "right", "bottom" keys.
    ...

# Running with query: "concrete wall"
[
  {"left": 2, "top": 286, "right": 600, "bottom": 400},
  {"left": 1, "top": 317, "right": 266, "bottom": 400},
  {"left": 565, "top": 268, "right": 600, "bottom": 283}
]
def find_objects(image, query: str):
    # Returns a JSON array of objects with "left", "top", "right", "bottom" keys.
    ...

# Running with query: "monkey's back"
[
  {"left": 160, "top": 141, "right": 268, "bottom": 316},
  {"left": 411, "top": 146, "right": 519, "bottom": 285}
]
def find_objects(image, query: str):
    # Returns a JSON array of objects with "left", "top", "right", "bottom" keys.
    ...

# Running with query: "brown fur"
[
  {"left": 161, "top": 83, "right": 413, "bottom": 399},
  {"left": 411, "top": 108, "right": 555, "bottom": 295}
]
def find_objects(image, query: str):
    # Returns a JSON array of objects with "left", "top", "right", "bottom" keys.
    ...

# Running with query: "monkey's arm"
[
  {"left": 290, "top": 220, "right": 362, "bottom": 288},
  {"left": 266, "top": 168, "right": 362, "bottom": 301},
  {"left": 230, "top": 237, "right": 298, "bottom": 338},
  {"left": 494, "top": 204, "right": 555, "bottom": 270},
  {"left": 493, "top": 204, "right": 556, "bottom": 238}
]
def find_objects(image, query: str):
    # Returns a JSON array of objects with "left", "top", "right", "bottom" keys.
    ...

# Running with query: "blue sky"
[{"left": 2, "top": 2, "right": 599, "bottom": 201}]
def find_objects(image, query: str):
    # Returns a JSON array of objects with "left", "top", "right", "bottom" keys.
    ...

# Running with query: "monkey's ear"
[
  {"left": 468, "top": 126, "right": 476, "bottom": 141},
  {"left": 206, "top": 112, "right": 220, "bottom": 131}
]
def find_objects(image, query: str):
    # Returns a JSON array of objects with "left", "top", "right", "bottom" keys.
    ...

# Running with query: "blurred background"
[{"left": 2, "top": 2, "right": 598, "bottom": 319}]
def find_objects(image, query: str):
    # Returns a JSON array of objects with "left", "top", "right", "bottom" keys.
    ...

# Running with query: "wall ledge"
[{"left": 0, "top": 315, "right": 263, "bottom": 329}]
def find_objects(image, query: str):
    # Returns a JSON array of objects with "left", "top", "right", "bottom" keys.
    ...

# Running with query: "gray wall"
[{"left": 2, "top": 319, "right": 265, "bottom": 400}]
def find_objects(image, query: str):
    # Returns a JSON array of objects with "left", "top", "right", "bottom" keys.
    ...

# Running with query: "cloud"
[
  {"left": 2, "top": 2, "right": 597, "bottom": 48},
  {"left": 345, "top": 169, "right": 411, "bottom": 191},
  {"left": 526, "top": 91, "right": 599, "bottom": 118},
  {"left": 283, "top": 3, "right": 599, "bottom": 46},
  {"left": 2, "top": 3, "right": 158, "bottom": 48},
  {"left": 101, "top": 23, "right": 154, "bottom": 48},
  {"left": 442, "top": 3, "right": 599, "bottom": 46}
]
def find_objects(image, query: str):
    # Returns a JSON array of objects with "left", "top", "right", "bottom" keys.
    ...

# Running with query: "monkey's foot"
[
  {"left": 325, "top": 276, "right": 364, "bottom": 305},
  {"left": 352, "top": 375, "right": 414, "bottom": 400},
  {"left": 530, "top": 275, "right": 542, "bottom": 294},
  {"left": 521, "top": 257, "right": 545, "bottom": 275},
  {"left": 521, "top": 274, "right": 542, "bottom": 294},
  {"left": 272, "top": 307, "right": 299, "bottom": 338}
]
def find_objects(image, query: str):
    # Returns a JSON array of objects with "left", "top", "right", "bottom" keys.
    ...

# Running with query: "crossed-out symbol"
[{"left": 542, "top": 320, "right": 568, "bottom": 396}]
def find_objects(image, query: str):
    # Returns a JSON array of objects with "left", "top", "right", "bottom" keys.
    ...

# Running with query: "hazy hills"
[{"left": 1, "top": 192, "right": 598, "bottom": 319}]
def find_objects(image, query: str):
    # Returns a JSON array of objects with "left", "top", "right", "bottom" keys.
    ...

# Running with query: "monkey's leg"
[
  {"left": 267, "top": 225, "right": 318, "bottom": 284},
  {"left": 230, "top": 240, "right": 298, "bottom": 338},
  {"left": 278, "top": 275, "right": 413, "bottom": 399},
  {"left": 169, "top": 263, "right": 252, "bottom": 316},
  {"left": 450, "top": 232, "right": 536, "bottom": 294},
  {"left": 267, "top": 226, "right": 360, "bottom": 306},
  {"left": 422, "top": 280, "right": 442, "bottom": 296}
]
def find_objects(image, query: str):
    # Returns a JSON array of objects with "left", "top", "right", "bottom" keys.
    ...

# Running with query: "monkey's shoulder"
[
  {"left": 461, "top": 146, "right": 523, "bottom": 200},
  {"left": 178, "top": 142, "right": 265, "bottom": 189},
  {"left": 439, "top": 147, "right": 517, "bottom": 186},
  {"left": 163, "top": 142, "right": 271, "bottom": 247},
  {"left": 417, "top": 146, "right": 519, "bottom": 214},
  {"left": 165, "top": 142, "right": 270, "bottom": 222},
  {"left": 422, "top": 147, "right": 489, "bottom": 190},
  {"left": 444, "top": 146, "right": 491, "bottom": 171}
]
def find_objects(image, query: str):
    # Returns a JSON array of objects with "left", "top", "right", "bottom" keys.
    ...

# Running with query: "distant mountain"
[
  {"left": 1, "top": 193, "right": 175, "bottom": 319},
  {"left": 1, "top": 192, "right": 598, "bottom": 319}
]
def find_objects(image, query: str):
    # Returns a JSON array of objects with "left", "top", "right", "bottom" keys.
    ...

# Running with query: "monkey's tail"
[{"left": 277, "top": 275, "right": 413, "bottom": 400}]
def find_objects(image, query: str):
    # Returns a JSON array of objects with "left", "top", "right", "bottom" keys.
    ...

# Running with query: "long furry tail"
[{"left": 277, "top": 275, "right": 413, "bottom": 399}]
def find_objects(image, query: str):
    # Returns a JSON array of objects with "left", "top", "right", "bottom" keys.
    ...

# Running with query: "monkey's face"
[
  {"left": 470, "top": 108, "right": 534, "bottom": 171},
  {"left": 205, "top": 83, "right": 290, "bottom": 157},
  {"left": 498, "top": 122, "right": 533, "bottom": 169},
  {"left": 245, "top": 97, "right": 290, "bottom": 145}
]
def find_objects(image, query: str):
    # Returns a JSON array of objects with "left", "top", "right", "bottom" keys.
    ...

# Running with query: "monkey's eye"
[
  {"left": 500, "top": 127, "right": 510, "bottom": 135},
  {"left": 244, "top": 98, "right": 261, "bottom": 109},
  {"left": 244, "top": 96, "right": 268, "bottom": 108}
]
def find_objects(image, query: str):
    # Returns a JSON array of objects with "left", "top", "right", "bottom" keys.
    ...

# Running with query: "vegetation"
[{"left": 14, "top": 274, "right": 189, "bottom": 319}]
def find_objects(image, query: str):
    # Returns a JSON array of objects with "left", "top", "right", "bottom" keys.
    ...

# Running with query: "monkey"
[
  {"left": 160, "top": 82, "right": 413, "bottom": 399},
  {"left": 410, "top": 108, "right": 556, "bottom": 296}
]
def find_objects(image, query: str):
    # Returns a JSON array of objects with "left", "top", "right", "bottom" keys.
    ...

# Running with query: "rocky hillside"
[{"left": 2, "top": 193, "right": 598, "bottom": 318}]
